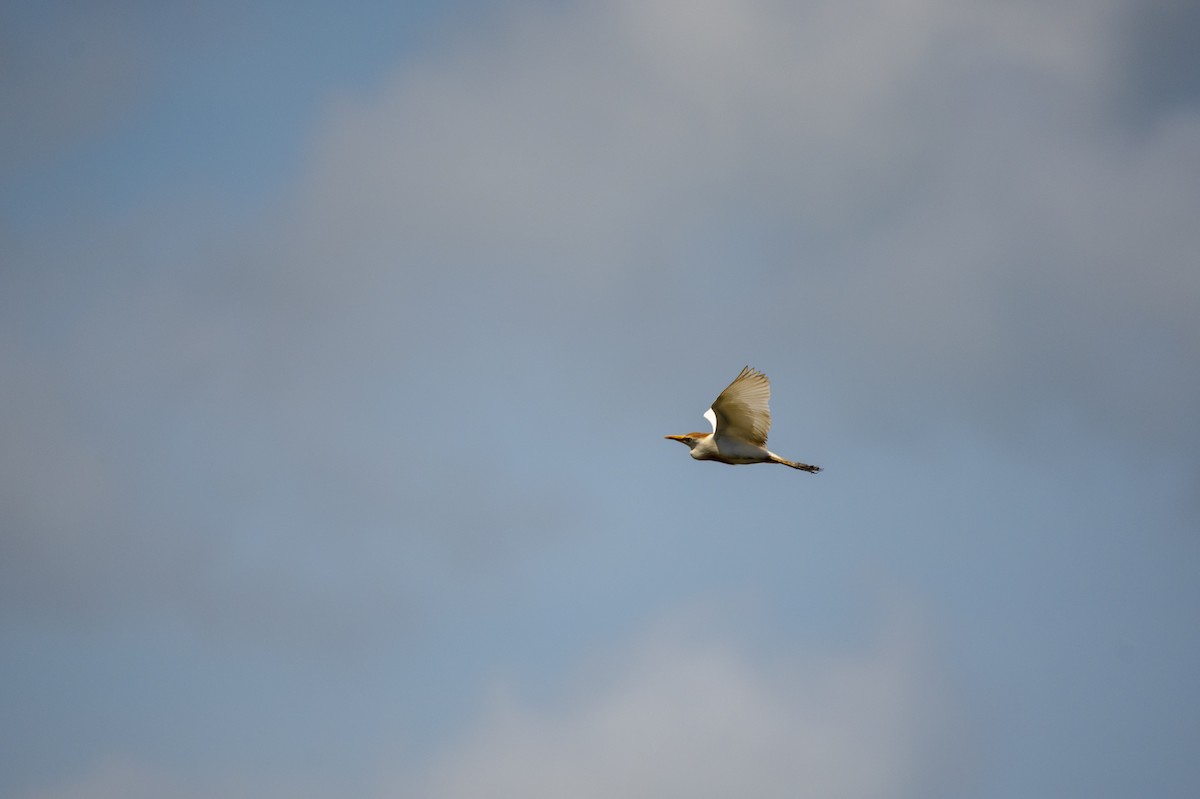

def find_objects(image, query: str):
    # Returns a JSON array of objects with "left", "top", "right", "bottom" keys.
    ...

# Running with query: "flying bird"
[{"left": 665, "top": 366, "right": 821, "bottom": 473}]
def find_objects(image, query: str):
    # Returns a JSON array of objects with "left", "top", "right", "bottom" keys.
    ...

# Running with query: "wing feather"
[{"left": 707, "top": 366, "right": 772, "bottom": 446}]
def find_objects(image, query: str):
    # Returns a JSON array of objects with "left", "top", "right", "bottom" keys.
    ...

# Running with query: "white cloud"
[
  {"left": 280, "top": 0, "right": 1200, "bottom": 459},
  {"left": 388, "top": 609, "right": 963, "bottom": 799}
]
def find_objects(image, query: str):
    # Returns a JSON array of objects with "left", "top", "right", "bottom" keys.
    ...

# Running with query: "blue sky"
[{"left": 3, "top": 1, "right": 1199, "bottom": 797}]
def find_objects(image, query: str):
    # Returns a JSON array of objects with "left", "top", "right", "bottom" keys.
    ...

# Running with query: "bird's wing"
[{"left": 707, "top": 366, "right": 772, "bottom": 446}]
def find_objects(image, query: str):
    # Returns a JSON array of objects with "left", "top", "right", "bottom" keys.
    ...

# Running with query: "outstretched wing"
[{"left": 706, "top": 366, "right": 772, "bottom": 446}]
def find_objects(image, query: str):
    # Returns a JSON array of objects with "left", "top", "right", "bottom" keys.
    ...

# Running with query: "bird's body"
[{"left": 665, "top": 366, "right": 821, "bottom": 473}]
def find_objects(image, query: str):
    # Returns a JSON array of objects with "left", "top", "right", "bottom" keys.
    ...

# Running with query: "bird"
[{"left": 665, "top": 366, "right": 821, "bottom": 473}]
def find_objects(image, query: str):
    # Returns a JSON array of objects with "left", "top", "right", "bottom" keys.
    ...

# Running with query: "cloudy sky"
[{"left": 3, "top": 0, "right": 1199, "bottom": 796}]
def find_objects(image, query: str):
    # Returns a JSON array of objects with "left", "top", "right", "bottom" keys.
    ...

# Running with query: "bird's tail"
[{"left": 770, "top": 454, "right": 822, "bottom": 473}]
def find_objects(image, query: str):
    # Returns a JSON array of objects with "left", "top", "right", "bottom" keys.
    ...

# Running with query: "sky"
[{"left": 2, "top": 0, "right": 1199, "bottom": 796}]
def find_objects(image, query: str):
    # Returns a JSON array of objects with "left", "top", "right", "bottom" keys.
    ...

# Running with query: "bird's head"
[{"left": 664, "top": 433, "right": 709, "bottom": 452}]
